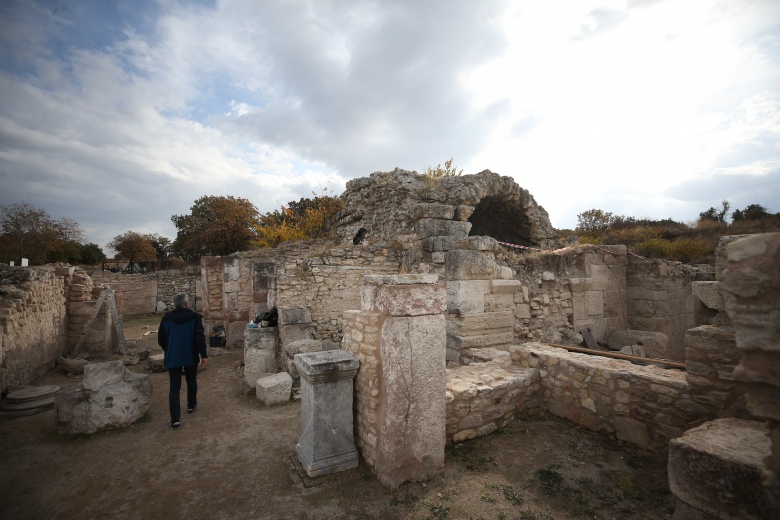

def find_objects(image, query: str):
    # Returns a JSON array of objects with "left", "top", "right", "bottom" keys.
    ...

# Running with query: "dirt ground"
[{"left": 0, "top": 315, "right": 676, "bottom": 520}]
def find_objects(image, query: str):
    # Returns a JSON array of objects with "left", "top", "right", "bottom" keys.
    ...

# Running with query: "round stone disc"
[{"left": 6, "top": 385, "right": 60, "bottom": 403}]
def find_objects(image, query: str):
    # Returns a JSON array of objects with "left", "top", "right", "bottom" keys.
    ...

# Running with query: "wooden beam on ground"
[{"left": 546, "top": 343, "right": 686, "bottom": 370}]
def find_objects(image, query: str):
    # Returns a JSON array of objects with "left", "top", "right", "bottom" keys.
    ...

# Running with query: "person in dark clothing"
[
  {"left": 157, "top": 292, "right": 208, "bottom": 429},
  {"left": 352, "top": 227, "right": 367, "bottom": 245}
]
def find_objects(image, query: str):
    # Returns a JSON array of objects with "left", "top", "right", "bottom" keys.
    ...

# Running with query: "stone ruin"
[{"left": 1, "top": 168, "right": 778, "bottom": 516}]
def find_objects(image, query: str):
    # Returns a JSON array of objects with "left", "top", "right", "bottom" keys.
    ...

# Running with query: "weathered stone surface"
[
  {"left": 376, "top": 314, "right": 446, "bottom": 488},
  {"left": 256, "top": 372, "right": 292, "bottom": 405},
  {"left": 668, "top": 418, "right": 770, "bottom": 520},
  {"left": 605, "top": 329, "right": 669, "bottom": 358},
  {"left": 57, "top": 356, "right": 90, "bottom": 375},
  {"left": 295, "top": 350, "right": 360, "bottom": 477},
  {"left": 411, "top": 203, "right": 456, "bottom": 221},
  {"left": 146, "top": 353, "right": 166, "bottom": 372},
  {"left": 614, "top": 416, "right": 650, "bottom": 447},
  {"left": 619, "top": 345, "right": 646, "bottom": 356},
  {"left": 691, "top": 281, "right": 725, "bottom": 311},
  {"left": 489, "top": 279, "right": 521, "bottom": 294},
  {"left": 244, "top": 327, "right": 277, "bottom": 380},
  {"left": 416, "top": 218, "right": 472, "bottom": 239},
  {"left": 55, "top": 360, "right": 152, "bottom": 435},
  {"left": 445, "top": 250, "right": 496, "bottom": 280},
  {"left": 368, "top": 283, "right": 447, "bottom": 317},
  {"left": 446, "top": 280, "right": 486, "bottom": 314},
  {"left": 421, "top": 236, "right": 498, "bottom": 252},
  {"left": 278, "top": 307, "right": 312, "bottom": 325}
]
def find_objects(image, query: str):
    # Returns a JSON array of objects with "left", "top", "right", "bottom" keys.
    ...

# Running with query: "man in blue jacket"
[{"left": 158, "top": 292, "right": 208, "bottom": 429}]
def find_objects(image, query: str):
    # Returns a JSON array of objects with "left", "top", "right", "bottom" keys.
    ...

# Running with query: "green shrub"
[
  {"left": 668, "top": 238, "right": 709, "bottom": 263},
  {"left": 632, "top": 238, "right": 670, "bottom": 258}
]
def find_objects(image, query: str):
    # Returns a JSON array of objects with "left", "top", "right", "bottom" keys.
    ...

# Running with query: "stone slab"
[
  {"left": 668, "top": 418, "right": 770, "bottom": 520},
  {"left": 445, "top": 250, "right": 497, "bottom": 280},
  {"left": 446, "top": 280, "right": 487, "bottom": 314},
  {"left": 416, "top": 218, "right": 472, "bottom": 239},
  {"left": 367, "top": 283, "right": 447, "bottom": 317}
]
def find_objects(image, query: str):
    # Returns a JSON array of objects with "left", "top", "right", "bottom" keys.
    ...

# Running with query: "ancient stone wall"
[
  {"left": 626, "top": 259, "right": 704, "bottom": 360},
  {"left": 509, "top": 343, "right": 701, "bottom": 451},
  {"left": 0, "top": 265, "right": 69, "bottom": 393},
  {"left": 332, "top": 169, "right": 556, "bottom": 248},
  {"left": 89, "top": 272, "right": 157, "bottom": 316},
  {"left": 722, "top": 233, "right": 780, "bottom": 515},
  {"left": 445, "top": 349, "right": 541, "bottom": 443},
  {"left": 90, "top": 270, "right": 198, "bottom": 316}
]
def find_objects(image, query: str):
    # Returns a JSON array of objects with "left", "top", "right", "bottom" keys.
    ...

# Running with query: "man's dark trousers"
[{"left": 168, "top": 365, "right": 198, "bottom": 422}]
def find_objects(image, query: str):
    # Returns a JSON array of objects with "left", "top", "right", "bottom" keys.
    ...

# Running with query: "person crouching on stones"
[
  {"left": 352, "top": 227, "right": 367, "bottom": 245},
  {"left": 158, "top": 292, "right": 208, "bottom": 429}
]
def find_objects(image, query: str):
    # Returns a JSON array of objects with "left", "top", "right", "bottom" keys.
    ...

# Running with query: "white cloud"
[{"left": 0, "top": 0, "right": 778, "bottom": 251}]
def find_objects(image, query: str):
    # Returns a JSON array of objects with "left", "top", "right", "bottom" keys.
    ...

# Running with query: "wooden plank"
[{"left": 546, "top": 342, "right": 686, "bottom": 370}]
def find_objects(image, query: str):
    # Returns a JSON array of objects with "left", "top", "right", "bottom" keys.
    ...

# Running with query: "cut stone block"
[
  {"left": 244, "top": 327, "right": 278, "bottom": 381},
  {"left": 284, "top": 339, "right": 323, "bottom": 377},
  {"left": 668, "top": 418, "right": 770, "bottom": 520},
  {"left": 416, "top": 218, "right": 472, "bottom": 239},
  {"left": 256, "top": 372, "right": 293, "bottom": 405},
  {"left": 368, "top": 283, "right": 447, "bottom": 317},
  {"left": 278, "top": 307, "right": 312, "bottom": 325},
  {"left": 411, "top": 203, "right": 456, "bottom": 220},
  {"left": 445, "top": 250, "right": 497, "bottom": 280},
  {"left": 490, "top": 279, "right": 521, "bottom": 294},
  {"left": 446, "top": 280, "right": 487, "bottom": 314},
  {"left": 691, "top": 281, "right": 725, "bottom": 311}
]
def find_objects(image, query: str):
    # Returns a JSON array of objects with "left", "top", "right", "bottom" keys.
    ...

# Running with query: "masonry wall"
[
  {"left": 0, "top": 265, "right": 69, "bottom": 393},
  {"left": 509, "top": 343, "right": 703, "bottom": 451},
  {"left": 275, "top": 244, "right": 402, "bottom": 342},
  {"left": 626, "top": 259, "right": 703, "bottom": 360},
  {"left": 91, "top": 270, "right": 198, "bottom": 316}
]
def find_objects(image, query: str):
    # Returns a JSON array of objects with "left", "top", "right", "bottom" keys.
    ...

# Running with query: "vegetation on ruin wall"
[
  {"left": 252, "top": 191, "right": 343, "bottom": 249},
  {"left": 560, "top": 201, "right": 780, "bottom": 263}
]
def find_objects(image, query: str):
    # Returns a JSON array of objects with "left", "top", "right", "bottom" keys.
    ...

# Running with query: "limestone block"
[
  {"left": 567, "top": 278, "right": 592, "bottom": 293},
  {"left": 256, "top": 372, "right": 293, "bottom": 405},
  {"left": 485, "top": 293, "right": 514, "bottom": 312},
  {"left": 244, "top": 327, "right": 278, "bottom": 379},
  {"left": 668, "top": 418, "right": 770, "bottom": 520},
  {"left": 278, "top": 307, "right": 312, "bottom": 325},
  {"left": 446, "top": 280, "right": 487, "bottom": 314},
  {"left": 147, "top": 353, "right": 166, "bottom": 372},
  {"left": 55, "top": 360, "right": 152, "bottom": 435},
  {"left": 585, "top": 291, "right": 603, "bottom": 316},
  {"left": 447, "top": 331, "right": 514, "bottom": 350},
  {"left": 279, "top": 323, "right": 312, "bottom": 346},
  {"left": 416, "top": 218, "right": 472, "bottom": 239},
  {"left": 715, "top": 234, "right": 751, "bottom": 280},
  {"left": 619, "top": 345, "right": 646, "bottom": 356},
  {"left": 605, "top": 330, "right": 669, "bottom": 358},
  {"left": 412, "top": 203, "right": 456, "bottom": 220},
  {"left": 57, "top": 357, "right": 90, "bottom": 375},
  {"left": 446, "top": 311, "right": 514, "bottom": 335},
  {"left": 365, "top": 274, "right": 439, "bottom": 286},
  {"left": 367, "top": 283, "right": 447, "bottom": 317},
  {"left": 377, "top": 314, "right": 446, "bottom": 488},
  {"left": 455, "top": 205, "right": 475, "bottom": 221},
  {"left": 445, "top": 250, "right": 496, "bottom": 280},
  {"left": 241, "top": 373, "right": 272, "bottom": 395},
  {"left": 284, "top": 339, "right": 323, "bottom": 357},
  {"left": 691, "top": 281, "right": 725, "bottom": 311},
  {"left": 490, "top": 279, "right": 521, "bottom": 294}
]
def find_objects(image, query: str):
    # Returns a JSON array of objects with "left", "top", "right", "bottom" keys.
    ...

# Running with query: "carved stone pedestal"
[{"left": 295, "top": 350, "right": 359, "bottom": 478}]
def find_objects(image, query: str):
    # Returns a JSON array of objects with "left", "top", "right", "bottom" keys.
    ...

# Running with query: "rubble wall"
[
  {"left": 270, "top": 244, "right": 402, "bottom": 343},
  {"left": 0, "top": 265, "right": 68, "bottom": 393},
  {"left": 510, "top": 343, "right": 703, "bottom": 451}
]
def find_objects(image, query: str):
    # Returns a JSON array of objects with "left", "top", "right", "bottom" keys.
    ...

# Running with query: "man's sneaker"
[
  {"left": 169, "top": 421, "right": 180, "bottom": 429},
  {"left": 187, "top": 404, "right": 197, "bottom": 414}
]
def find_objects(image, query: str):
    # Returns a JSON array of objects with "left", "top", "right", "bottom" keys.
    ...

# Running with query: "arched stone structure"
[{"left": 333, "top": 168, "right": 555, "bottom": 246}]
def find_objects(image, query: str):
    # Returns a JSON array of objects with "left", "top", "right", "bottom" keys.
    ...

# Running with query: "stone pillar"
[
  {"left": 243, "top": 327, "right": 278, "bottom": 386},
  {"left": 343, "top": 274, "right": 447, "bottom": 488},
  {"left": 294, "top": 350, "right": 359, "bottom": 478},
  {"left": 722, "top": 232, "right": 780, "bottom": 517}
]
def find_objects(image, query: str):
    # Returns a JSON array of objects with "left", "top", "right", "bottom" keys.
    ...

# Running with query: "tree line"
[{"left": 1, "top": 192, "right": 342, "bottom": 269}]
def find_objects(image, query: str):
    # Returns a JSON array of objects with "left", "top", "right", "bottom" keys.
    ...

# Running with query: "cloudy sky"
[{"left": 1, "top": 0, "right": 778, "bottom": 251}]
